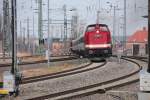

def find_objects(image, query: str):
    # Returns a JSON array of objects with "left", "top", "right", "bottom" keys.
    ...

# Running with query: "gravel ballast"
[{"left": 15, "top": 58, "right": 139, "bottom": 99}]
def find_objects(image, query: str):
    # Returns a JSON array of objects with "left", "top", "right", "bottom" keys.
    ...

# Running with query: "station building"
[{"left": 126, "top": 27, "right": 148, "bottom": 56}]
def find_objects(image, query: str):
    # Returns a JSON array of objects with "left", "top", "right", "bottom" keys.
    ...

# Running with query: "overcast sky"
[{"left": 0, "top": 0, "right": 148, "bottom": 38}]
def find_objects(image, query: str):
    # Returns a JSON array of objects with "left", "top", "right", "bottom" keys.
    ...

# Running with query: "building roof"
[{"left": 127, "top": 27, "right": 148, "bottom": 43}]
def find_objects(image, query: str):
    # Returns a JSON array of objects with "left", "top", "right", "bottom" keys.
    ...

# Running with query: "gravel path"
[{"left": 15, "top": 58, "right": 139, "bottom": 99}]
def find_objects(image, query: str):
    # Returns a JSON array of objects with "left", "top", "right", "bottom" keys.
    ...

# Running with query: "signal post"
[
  {"left": 139, "top": 0, "right": 150, "bottom": 99},
  {"left": 2, "top": 0, "right": 21, "bottom": 96}
]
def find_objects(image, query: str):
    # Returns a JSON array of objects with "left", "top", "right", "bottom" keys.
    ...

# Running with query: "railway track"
[
  {"left": 21, "top": 60, "right": 107, "bottom": 84},
  {"left": 123, "top": 55, "right": 148, "bottom": 62},
  {"left": 0, "top": 56, "right": 78, "bottom": 67},
  {"left": 26, "top": 57, "right": 142, "bottom": 100}
]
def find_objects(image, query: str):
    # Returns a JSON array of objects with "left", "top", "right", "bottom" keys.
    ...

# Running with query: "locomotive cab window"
[
  {"left": 86, "top": 26, "right": 95, "bottom": 32},
  {"left": 100, "top": 26, "right": 108, "bottom": 32}
]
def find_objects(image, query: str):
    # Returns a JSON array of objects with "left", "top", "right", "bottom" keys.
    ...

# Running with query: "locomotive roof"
[{"left": 87, "top": 24, "right": 108, "bottom": 27}]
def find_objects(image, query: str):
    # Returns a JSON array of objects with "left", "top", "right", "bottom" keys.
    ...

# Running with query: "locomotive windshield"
[{"left": 86, "top": 24, "right": 109, "bottom": 32}]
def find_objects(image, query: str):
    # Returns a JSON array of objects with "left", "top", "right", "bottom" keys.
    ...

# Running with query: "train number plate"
[{"left": 94, "top": 34, "right": 102, "bottom": 38}]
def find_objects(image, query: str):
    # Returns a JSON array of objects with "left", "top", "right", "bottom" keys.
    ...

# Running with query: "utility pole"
[
  {"left": 11, "top": 0, "right": 20, "bottom": 95},
  {"left": 47, "top": 0, "right": 50, "bottom": 67},
  {"left": 97, "top": 0, "right": 101, "bottom": 24},
  {"left": 23, "top": 27, "right": 25, "bottom": 52},
  {"left": 148, "top": 0, "right": 150, "bottom": 73},
  {"left": 32, "top": 14, "right": 35, "bottom": 55},
  {"left": 20, "top": 21, "right": 22, "bottom": 52},
  {"left": 27, "top": 18, "right": 30, "bottom": 53},
  {"left": 38, "top": 0, "right": 43, "bottom": 55},
  {"left": 3, "top": 0, "right": 10, "bottom": 58},
  {"left": 11, "top": 0, "right": 17, "bottom": 74},
  {"left": 138, "top": 0, "right": 150, "bottom": 97},
  {"left": 123, "top": 0, "right": 127, "bottom": 53},
  {"left": 61, "top": 24, "right": 63, "bottom": 40},
  {"left": 31, "top": 0, "right": 35, "bottom": 55},
  {"left": 63, "top": 5, "right": 67, "bottom": 40},
  {"left": 113, "top": 6, "right": 116, "bottom": 46},
  {"left": 63, "top": 5, "right": 67, "bottom": 54}
]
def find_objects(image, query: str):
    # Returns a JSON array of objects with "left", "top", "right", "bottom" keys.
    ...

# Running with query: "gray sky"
[{"left": 0, "top": 0, "right": 148, "bottom": 38}]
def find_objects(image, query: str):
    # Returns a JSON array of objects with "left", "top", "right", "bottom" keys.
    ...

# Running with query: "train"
[{"left": 71, "top": 24, "right": 112, "bottom": 57}]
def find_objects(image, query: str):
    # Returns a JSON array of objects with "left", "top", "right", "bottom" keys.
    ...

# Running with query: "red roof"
[{"left": 127, "top": 27, "right": 148, "bottom": 43}]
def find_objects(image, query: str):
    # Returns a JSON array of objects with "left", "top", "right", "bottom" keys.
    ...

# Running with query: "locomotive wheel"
[{"left": 89, "top": 57, "right": 105, "bottom": 62}]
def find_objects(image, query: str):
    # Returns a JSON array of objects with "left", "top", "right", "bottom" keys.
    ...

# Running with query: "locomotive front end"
[{"left": 84, "top": 24, "right": 112, "bottom": 57}]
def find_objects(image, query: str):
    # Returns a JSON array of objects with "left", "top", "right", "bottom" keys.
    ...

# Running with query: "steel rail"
[
  {"left": 27, "top": 57, "right": 141, "bottom": 100},
  {"left": 0, "top": 56, "right": 78, "bottom": 67},
  {"left": 21, "top": 60, "right": 107, "bottom": 84}
]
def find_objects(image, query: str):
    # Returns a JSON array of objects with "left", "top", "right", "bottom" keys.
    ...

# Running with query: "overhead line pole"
[
  {"left": 148, "top": 0, "right": 150, "bottom": 73},
  {"left": 47, "top": 0, "right": 50, "bottom": 67},
  {"left": 3, "top": 0, "right": 10, "bottom": 58},
  {"left": 63, "top": 5, "right": 67, "bottom": 40},
  {"left": 27, "top": 18, "right": 30, "bottom": 53},
  {"left": 11, "top": 0, "right": 17, "bottom": 75},
  {"left": 32, "top": 13, "right": 35, "bottom": 55},
  {"left": 20, "top": 21, "right": 22, "bottom": 52},
  {"left": 38, "top": 0, "right": 43, "bottom": 55},
  {"left": 11, "top": 0, "right": 20, "bottom": 95},
  {"left": 63, "top": 5, "right": 67, "bottom": 54},
  {"left": 113, "top": 6, "right": 116, "bottom": 45},
  {"left": 123, "top": 0, "right": 127, "bottom": 54},
  {"left": 96, "top": 0, "right": 101, "bottom": 24}
]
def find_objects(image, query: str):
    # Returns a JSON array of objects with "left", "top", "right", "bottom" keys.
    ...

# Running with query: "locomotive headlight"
[{"left": 96, "top": 30, "right": 99, "bottom": 33}]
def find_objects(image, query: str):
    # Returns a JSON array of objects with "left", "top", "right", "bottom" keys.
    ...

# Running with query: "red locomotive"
[{"left": 71, "top": 24, "right": 112, "bottom": 57}]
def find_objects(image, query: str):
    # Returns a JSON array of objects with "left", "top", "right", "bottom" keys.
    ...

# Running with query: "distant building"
[
  {"left": 126, "top": 27, "right": 148, "bottom": 55},
  {"left": 44, "top": 38, "right": 71, "bottom": 56}
]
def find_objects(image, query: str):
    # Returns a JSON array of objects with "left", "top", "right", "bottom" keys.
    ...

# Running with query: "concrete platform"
[{"left": 138, "top": 92, "right": 150, "bottom": 100}]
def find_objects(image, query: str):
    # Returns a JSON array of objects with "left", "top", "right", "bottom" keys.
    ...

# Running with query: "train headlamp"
[{"left": 96, "top": 30, "right": 100, "bottom": 33}]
